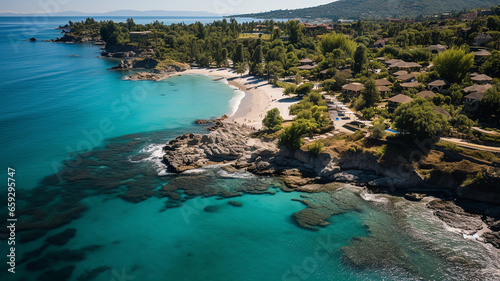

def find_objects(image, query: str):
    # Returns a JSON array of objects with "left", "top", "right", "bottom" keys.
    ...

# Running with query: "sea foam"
[{"left": 225, "top": 85, "right": 245, "bottom": 117}]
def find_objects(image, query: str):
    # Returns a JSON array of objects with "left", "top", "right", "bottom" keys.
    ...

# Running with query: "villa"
[
  {"left": 427, "top": 44, "right": 447, "bottom": 54},
  {"left": 387, "top": 94, "right": 413, "bottom": 112},
  {"left": 342, "top": 83, "right": 365, "bottom": 97},
  {"left": 417, "top": 91, "right": 436, "bottom": 99},
  {"left": 471, "top": 74, "right": 493, "bottom": 84},
  {"left": 427, "top": 79, "right": 449, "bottom": 93}
]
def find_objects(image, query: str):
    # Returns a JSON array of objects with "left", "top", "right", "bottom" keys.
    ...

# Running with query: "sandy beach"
[{"left": 179, "top": 68, "right": 298, "bottom": 129}]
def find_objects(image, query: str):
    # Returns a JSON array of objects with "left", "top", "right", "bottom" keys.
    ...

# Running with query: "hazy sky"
[{"left": 0, "top": 0, "right": 332, "bottom": 14}]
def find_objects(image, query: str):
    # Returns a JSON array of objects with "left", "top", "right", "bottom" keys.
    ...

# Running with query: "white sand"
[{"left": 179, "top": 68, "right": 298, "bottom": 129}]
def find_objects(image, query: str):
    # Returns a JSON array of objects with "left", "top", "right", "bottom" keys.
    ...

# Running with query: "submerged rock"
[
  {"left": 292, "top": 208, "right": 330, "bottom": 231},
  {"left": 76, "top": 266, "right": 111, "bottom": 281},
  {"left": 195, "top": 119, "right": 213, "bottom": 125},
  {"left": 228, "top": 200, "right": 243, "bottom": 207},
  {"left": 38, "top": 265, "right": 75, "bottom": 281},
  {"left": 45, "top": 228, "right": 77, "bottom": 246},
  {"left": 19, "top": 229, "right": 48, "bottom": 243},
  {"left": 204, "top": 205, "right": 220, "bottom": 212},
  {"left": 27, "top": 245, "right": 103, "bottom": 271}
]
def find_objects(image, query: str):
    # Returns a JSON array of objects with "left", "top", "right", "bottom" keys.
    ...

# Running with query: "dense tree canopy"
[
  {"left": 481, "top": 86, "right": 500, "bottom": 125},
  {"left": 360, "top": 79, "right": 381, "bottom": 108},
  {"left": 262, "top": 108, "right": 284, "bottom": 131},
  {"left": 394, "top": 99, "right": 449, "bottom": 141},
  {"left": 320, "top": 32, "right": 357, "bottom": 58},
  {"left": 480, "top": 51, "right": 500, "bottom": 78},
  {"left": 279, "top": 121, "right": 308, "bottom": 150},
  {"left": 433, "top": 47, "right": 474, "bottom": 83}
]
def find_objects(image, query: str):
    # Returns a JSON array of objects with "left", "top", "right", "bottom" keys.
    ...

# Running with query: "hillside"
[{"left": 237, "top": 0, "right": 500, "bottom": 19}]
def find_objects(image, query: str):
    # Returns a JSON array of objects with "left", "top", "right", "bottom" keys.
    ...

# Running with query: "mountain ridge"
[{"left": 236, "top": 0, "right": 500, "bottom": 19}]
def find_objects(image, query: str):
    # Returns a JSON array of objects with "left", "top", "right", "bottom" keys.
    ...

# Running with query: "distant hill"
[
  {"left": 236, "top": 0, "right": 500, "bottom": 20},
  {"left": 0, "top": 10, "right": 217, "bottom": 17}
]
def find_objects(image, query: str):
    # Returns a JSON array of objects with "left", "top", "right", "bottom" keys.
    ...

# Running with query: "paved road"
[{"left": 440, "top": 137, "right": 500, "bottom": 153}]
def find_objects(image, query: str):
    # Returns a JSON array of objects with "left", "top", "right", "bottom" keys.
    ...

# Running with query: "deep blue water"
[{"left": 0, "top": 16, "right": 499, "bottom": 281}]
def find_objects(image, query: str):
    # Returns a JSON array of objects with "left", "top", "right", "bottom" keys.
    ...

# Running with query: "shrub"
[
  {"left": 262, "top": 108, "right": 284, "bottom": 132},
  {"left": 308, "top": 141, "right": 324, "bottom": 157},
  {"left": 283, "top": 83, "right": 297, "bottom": 95},
  {"left": 361, "top": 108, "right": 375, "bottom": 120},
  {"left": 370, "top": 118, "right": 386, "bottom": 139},
  {"left": 296, "top": 82, "right": 314, "bottom": 96},
  {"left": 279, "top": 121, "right": 308, "bottom": 150}
]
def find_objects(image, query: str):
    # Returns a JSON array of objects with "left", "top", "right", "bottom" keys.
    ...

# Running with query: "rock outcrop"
[
  {"left": 53, "top": 33, "right": 102, "bottom": 44},
  {"left": 163, "top": 123, "right": 425, "bottom": 189},
  {"left": 162, "top": 122, "right": 499, "bottom": 203},
  {"left": 110, "top": 58, "right": 159, "bottom": 70},
  {"left": 163, "top": 123, "right": 277, "bottom": 173},
  {"left": 122, "top": 71, "right": 172, "bottom": 81}
]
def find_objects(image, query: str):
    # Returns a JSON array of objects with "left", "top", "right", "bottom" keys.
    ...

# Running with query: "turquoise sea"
[{"left": 1, "top": 16, "right": 499, "bottom": 281}]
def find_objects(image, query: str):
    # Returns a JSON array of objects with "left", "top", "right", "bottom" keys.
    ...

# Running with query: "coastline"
[{"left": 179, "top": 68, "right": 299, "bottom": 129}]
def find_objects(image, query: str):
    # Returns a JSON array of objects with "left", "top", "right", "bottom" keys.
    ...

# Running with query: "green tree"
[
  {"left": 283, "top": 83, "right": 297, "bottom": 95},
  {"left": 308, "top": 141, "right": 324, "bottom": 157},
  {"left": 235, "top": 62, "right": 246, "bottom": 77},
  {"left": 250, "top": 45, "right": 264, "bottom": 75},
  {"left": 361, "top": 79, "right": 380, "bottom": 108},
  {"left": 353, "top": 45, "right": 368, "bottom": 73},
  {"left": 296, "top": 82, "right": 314, "bottom": 96},
  {"left": 433, "top": 47, "right": 474, "bottom": 83},
  {"left": 262, "top": 108, "right": 284, "bottom": 131},
  {"left": 100, "top": 21, "right": 129, "bottom": 47},
  {"left": 450, "top": 114, "right": 475, "bottom": 134},
  {"left": 393, "top": 99, "right": 448, "bottom": 141},
  {"left": 233, "top": 43, "right": 245, "bottom": 64},
  {"left": 480, "top": 51, "right": 500, "bottom": 77},
  {"left": 295, "top": 72, "right": 302, "bottom": 84},
  {"left": 221, "top": 48, "right": 229, "bottom": 67},
  {"left": 481, "top": 86, "right": 500, "bottom": 125},
  {"left": 272, "top": 28, "right": 281, "bottom": 41},
  {"left": 370, "top": 118, "right": 386, "bottom": 139},
  {"left": 287, "top": 20, "right": 304, "bottom": 44},
  {"left": 279, "top": 121, "right": 308, "bottom": 150},
  {"left": 320, "top": 32, "right": 357, "bottom": 57},
  {"left": 322, "top": 79, "right": 337, "bottom": 93}
]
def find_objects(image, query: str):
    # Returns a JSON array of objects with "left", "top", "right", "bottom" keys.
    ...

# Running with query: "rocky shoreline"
[
  {"left": 161, "top": 122, "right": 500, "bottom": 249},
  {"left": 49, "top": 33, "right": 104, "bottom": 45}
]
